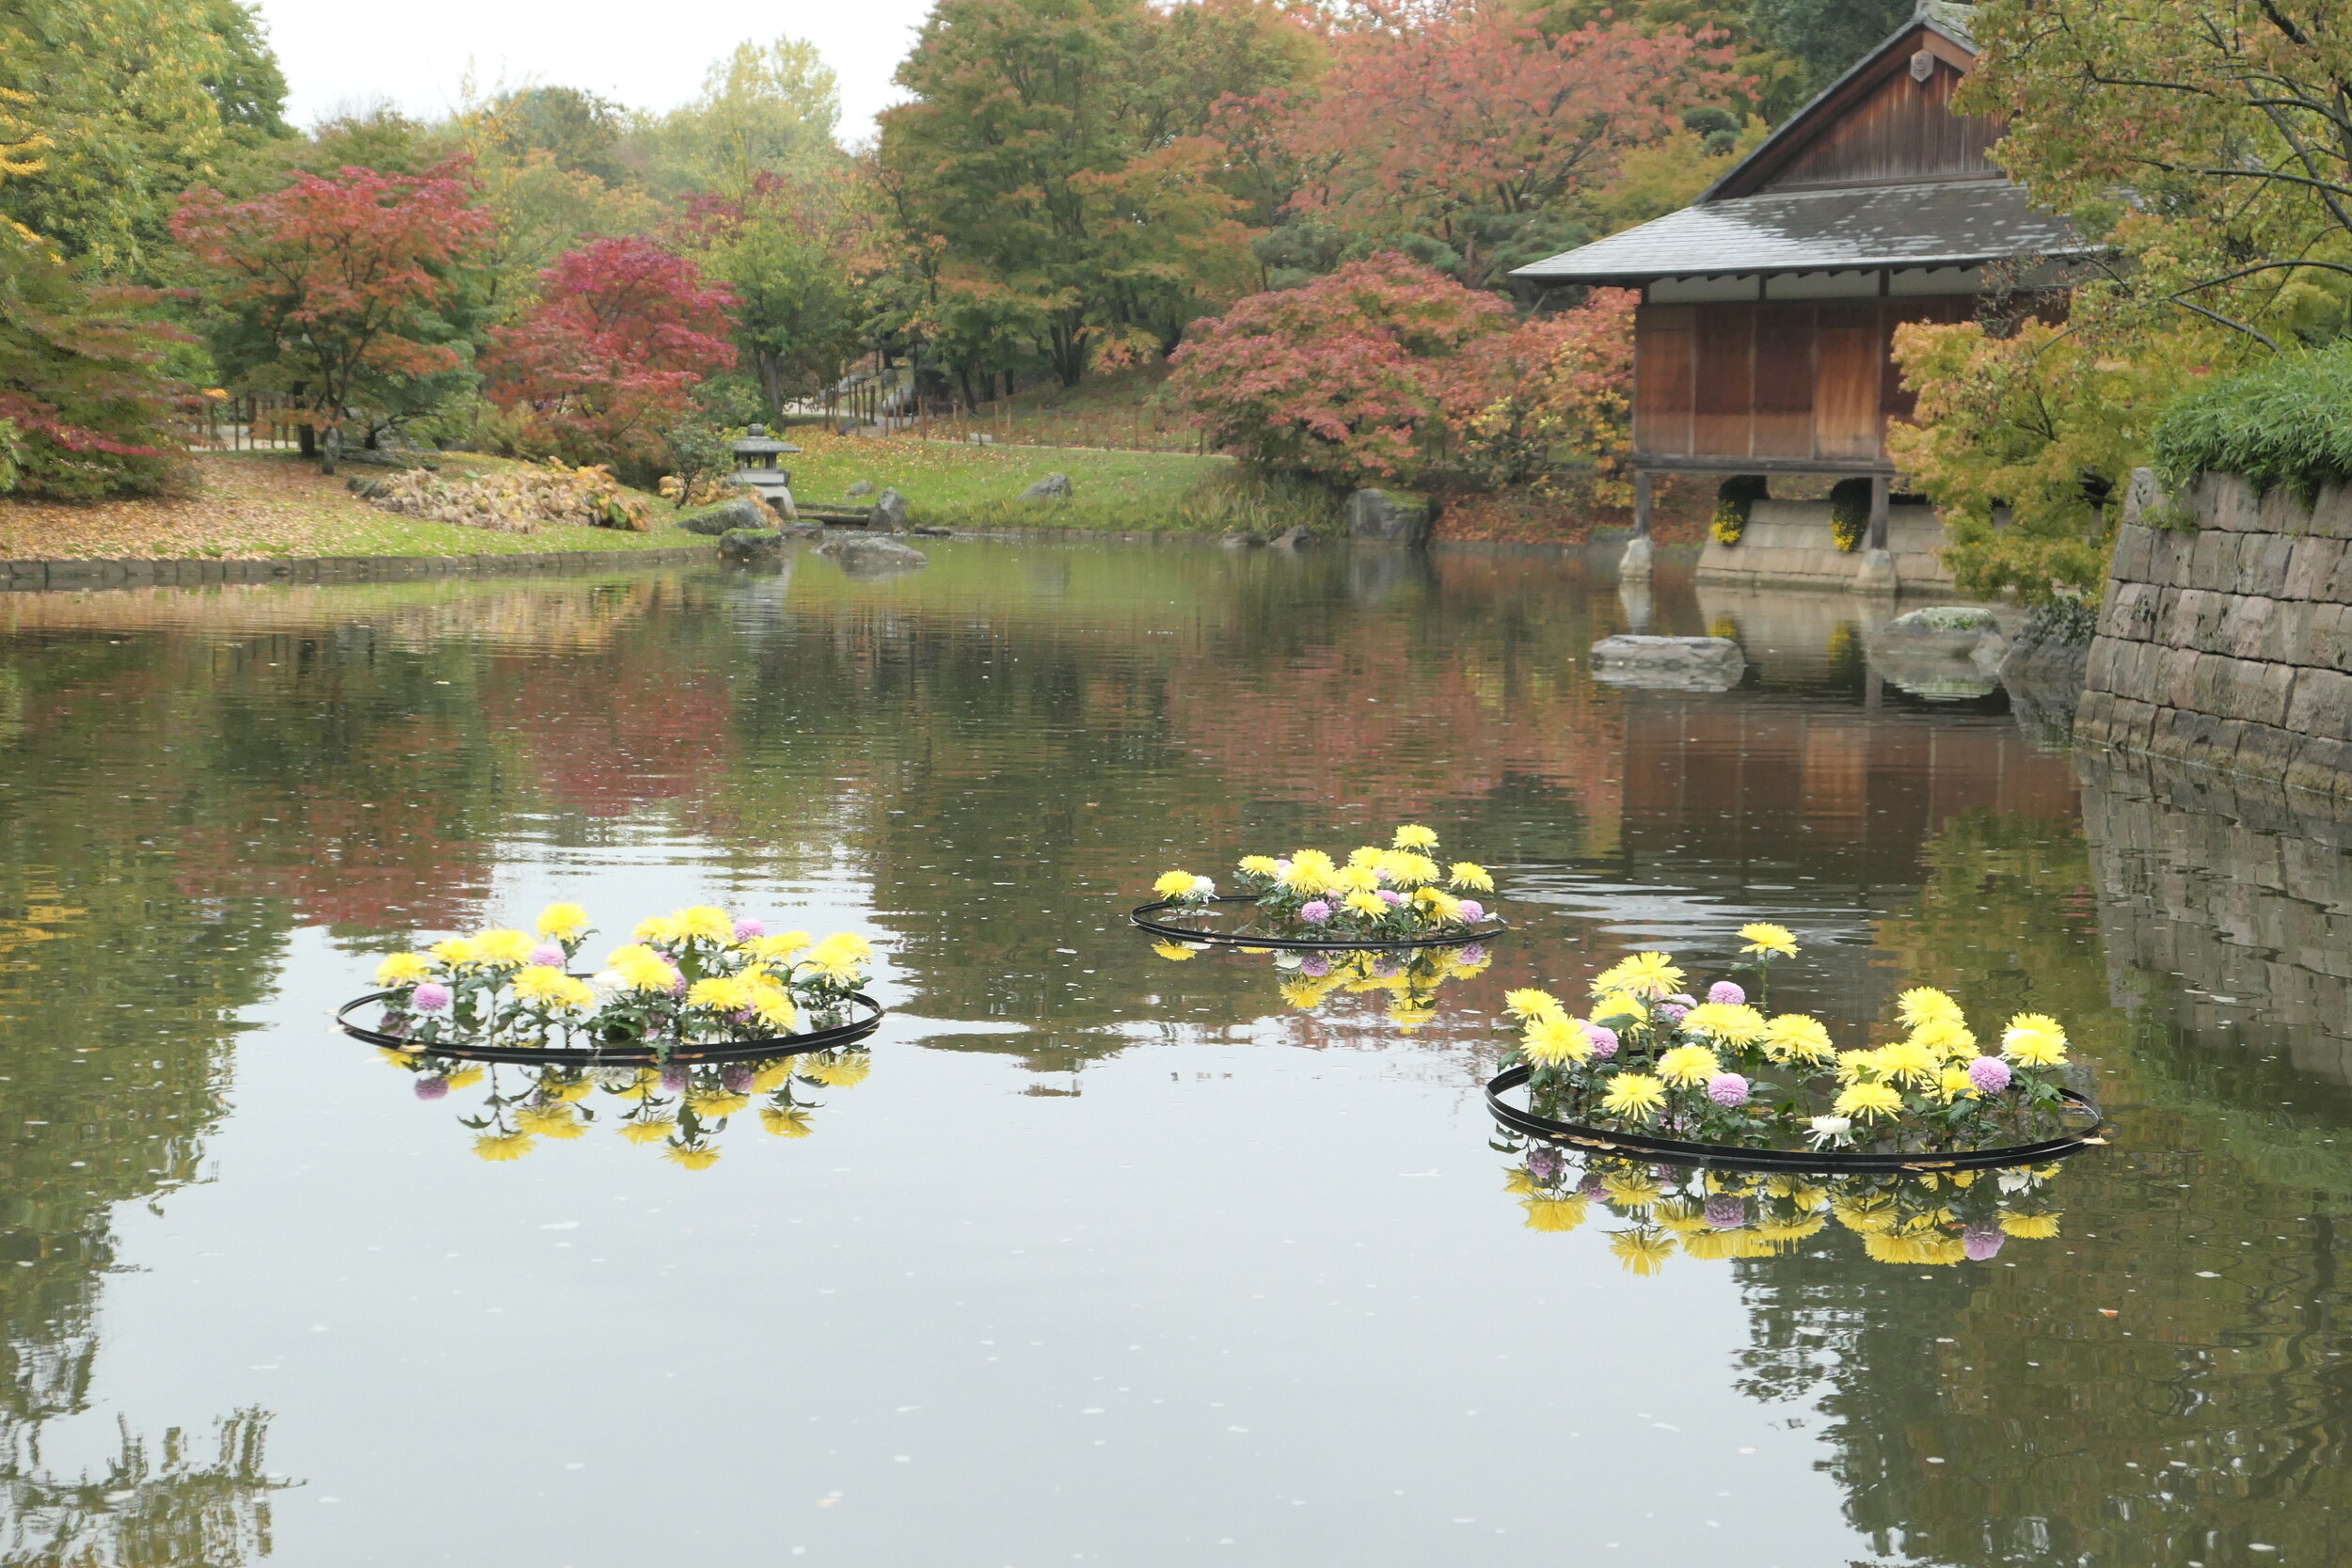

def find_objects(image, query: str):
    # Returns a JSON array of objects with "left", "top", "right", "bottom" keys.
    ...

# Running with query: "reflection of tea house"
[{"left": 1511, "top": 3, "right": 2090, "bottom": 590}]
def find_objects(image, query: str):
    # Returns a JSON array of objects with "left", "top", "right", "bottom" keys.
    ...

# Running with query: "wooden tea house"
[{"left": 1511, "top": 2, "right": 2090, "bottom": 589}]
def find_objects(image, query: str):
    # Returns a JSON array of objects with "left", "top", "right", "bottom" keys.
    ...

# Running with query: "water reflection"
[
  {"left": 1497, "top": 1147, "right": 2071, "bottom": 1273},
  {"left": 372, "top": 1048, "right": 873, "bottom": 1165}
]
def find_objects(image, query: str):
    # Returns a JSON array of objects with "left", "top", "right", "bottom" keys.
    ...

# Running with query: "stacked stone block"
[{"left": 2076, "top": 471, "right": 2352, "bottom": 797}]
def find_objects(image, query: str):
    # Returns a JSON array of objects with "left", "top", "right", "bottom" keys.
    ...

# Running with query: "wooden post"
[
  {"left": 1855, "top": 471, "right": 1898, "bottom": 591},
  {"left": 1867, "top": 473, "right": 1890, "bottom": 551},
  {"left": 1633, "top": 469, "right": 1654, "bottom": 543}
]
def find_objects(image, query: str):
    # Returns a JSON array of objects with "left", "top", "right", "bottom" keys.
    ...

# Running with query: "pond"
[{"left": 1, "top": 540, "right": 2346, "bottom": 1565}]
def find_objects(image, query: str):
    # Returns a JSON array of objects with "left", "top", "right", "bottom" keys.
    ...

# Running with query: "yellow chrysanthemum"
[
  {"left": 1380, "top": 851, "right": 1439, "bottom": 887},
  {"left": 2002, "top": 1013, "right": 2070, "bottom": 1067},
  {"left": 1739, "top": 922, "right": 1798, "bottom": 958},
  {"left": 604, "top": 942, "right": 658, "bottom": 969},
  {"left": 1521, "top": 1015, "right": 1593, "bottom": 1066},
  {"left": 1280, "top": 851, "right": 1338, "bottom": 895},
  {"left": 760, "top": 1104, "right": 815, "bottom": 1138},
  {"left": 1391, "top": 824, "right": 1439, "bottom": 850},
  {"left": 1411, "top": 887, "right": 1465, "bottom": 923},
  {"left": 634, "top": 913, "right": 684, "bottom": 945},
  {"left": 1832, "top": 1196, "right": 1895, "bottom": 1234},
  {"left": 1833, "top": 1048, "right": 1879, "bottom": 1085},
  {"left": 472, "top": 1131, "right": 534, "bottom": 1162},
  {"left": 1504, "top": 986, "right": 1564, "bottom": 1019},
  {"left": 1593, "top": 951, "right": 1686, "bottom": 1000},
  {"left": 1152, "top": 941, "right": 1195, "bottom": 961},
  {"left": 1502, "top": 1167, "right": 1537, "bottom": 1196},
  {"left": 750, "top": 1062, "right": 792, "bottom": 1094},
  {"left": 554, "top": 975, "right": 596, "bottom": 1014},
  {"left": 1448, "top": 862, "right": 1494, "bottom": 892},
  {"left": 688, "top": 1089, "right": 751, "bottom": 1118},
  {"left": 803, "top": 934, "right": 869, "bottom": 985},
  {"left": 1898, "top": 987, "right": 1963, "bottom": 1028},
  {"left": 667, "top": 906, "right": 725, "bottom": 944},
  {"left": 1681, "top": 1002, "right": 1767, "bottom": 1045},
  {"left": 1608, "top": 1227, "right": 1676, "bottom": 1276},
  {"left": 1600, "top": 1072, "right": 1668, "bottom": 1121},
  {"left": 616, "top": 955, "right": 678, "bottom": 993},
  {"left": 539, "top": 1073, "right": 594, "bottom": 1102},
  {"left": 536, "top": 902, "right": 591, "bottom": 940},
  {"left": 1651, "top": 1197, "right": 1710, "bottom": 1233},
  {"left": 751, "top": 990, "right": 800, "bottom": 1033},
  {"left": 1238, "top": 855, "right": 1281, "bottom": 878},
  {"left": 1763, "top": 1013, "right": 1835, "bottom": 1065},
  {"left": 1590, "top": 990, "right": 1647, "bottom": 1025},
  {"left": 1754, "top": 1212, "right": 1829, "bottom": 1244},
  {"left": 1834, "top": 1082, "right": 1904, "bottom": 1122},
  {"left": 513, "top": 965, "right": 575, "bottom": 1003},
  {"left": 1342, "top": 890, "right": 1388, "bottom": 917},
  {"left": 1523, "top": 1196, "right": 1590, "bottom": 1233},
  {"left": 1872, "top": 1039, "right": 1941, "bottom": 1088},
  {"left": 1910, "top": 1015, "right": 1979, "bottom": 1060},
  {"left": 1152, "top": 870, "right": 1196, "bottom": 899},
  {"left": 1655, "top": 1043, "right": 1723, "bottom": 1086},
  {"left": 1337, "top": 865, "right": 1382, "bottom": 895},
  {"left": 1934, "top": 1066, "right": 1979, "bottom": 1102},
  {"left": 445, "top": 1066, "right": 485, "bottom": 1091},
  {"left": 429, "top": 936, "right": 479, "bottom": 966},
  {"left": 687, "top": 977, "right": 756, "bottom": 1013},
  {"left": 470, "top": 929, "right": 535, "bottom": 965},
  {"left": 620, "top": 1117, "right": 675, "bottom": 1144},
  {"left": 1999, "top": 1212, "right": 2061, "bottom": 1239},
  {"left": 375, "top": 952, "right": 434, "bottom": 986},
  {"left": 745, "top": 931, "right": 812, "bottom": 962},
  {"left": 663, "top": 1144, "right": 722, "bottom": 1170}
]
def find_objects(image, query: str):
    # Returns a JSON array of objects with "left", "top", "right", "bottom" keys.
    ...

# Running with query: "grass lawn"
[
  {"left": 0, "top": 451, "right": 713, "bottom": 561},
  {"left": 782, "top": 429, "right": 1341, "bottom": 535}
]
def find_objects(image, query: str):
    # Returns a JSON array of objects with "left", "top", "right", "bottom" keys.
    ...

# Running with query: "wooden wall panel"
[
  {"left": 1759, "top": 61, "right": 2001, "bottom": 192},
  {"left": 1693, "top": 306, "right": 1754, "bottom": 459},
  {"left": 1752, "top": 306, "right": 1815, "bottom": 457},
  {"left": 1633, "top": 306, "right": 1694, "bottom": 456},
  {"left": 1813, "top": 305, "right": 1880, "bottom": 460}
]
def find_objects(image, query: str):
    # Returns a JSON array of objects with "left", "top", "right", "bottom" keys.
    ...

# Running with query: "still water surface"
[{"left": 1, "top": 542, "right": 2346, "bottom": 1565}]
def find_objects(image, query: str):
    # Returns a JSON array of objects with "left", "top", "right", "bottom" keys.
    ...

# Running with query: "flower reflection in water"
[
  {"left": 1149, "top": 941, "right": 1492, "bottom": 1034},
  {"left": 375, "top": 1047, "right": 874, "bottom": 1166},
  {"left": 1500, "top": 1143, "right": 2069, "bottom": 1276}
]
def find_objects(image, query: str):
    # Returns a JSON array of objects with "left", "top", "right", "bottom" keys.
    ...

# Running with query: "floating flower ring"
[
  {"left": 335, "top": 987, "right": 885, "bottom": 1066},
  {"left": 1486, "top": 1062, "right": 2106, "bottom": 1174},
  {"left": 1130, "top": 895, "right": 1508, "bottom": 952}
]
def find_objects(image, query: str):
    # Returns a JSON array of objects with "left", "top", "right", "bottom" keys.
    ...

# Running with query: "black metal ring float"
[
  {"left": 1486, "top": 1062, "right": 2107, "bottom": 1174},
  {"left": 334, "top": 989, "right": 885, "bottom": 1067},
  {"left": 1130, "top": 895, "right": 1508, "bottom": 952}
]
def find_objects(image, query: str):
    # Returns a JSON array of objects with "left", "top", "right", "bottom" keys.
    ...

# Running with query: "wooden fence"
[{"left": 188, "top": 392, "right": 303, "bottom": 451}]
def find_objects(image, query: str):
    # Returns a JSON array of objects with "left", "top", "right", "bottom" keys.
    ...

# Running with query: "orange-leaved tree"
[{"left": 173, "top": 162, "right": 494, "bottom": 465}]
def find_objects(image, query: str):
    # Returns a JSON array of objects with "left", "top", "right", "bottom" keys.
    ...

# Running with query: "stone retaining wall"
[
  {"left": 1694, "top": 500, "right": 1955, "bottom": 593},
  {"left": 0, "top": 544, "right": 719, "bottom": 592},
  {"left": 2075, "top": 470, "right": 2352, "bottom": 799}
]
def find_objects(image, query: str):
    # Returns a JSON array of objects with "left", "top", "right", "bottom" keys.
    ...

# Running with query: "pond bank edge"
[{"left": 1, "top": 544, "right": 720, "bottom": 592}]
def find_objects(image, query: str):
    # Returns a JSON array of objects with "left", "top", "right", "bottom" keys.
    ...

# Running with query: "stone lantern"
[{"left": 730, "top": 425, "right": 803, "bottom": 519}]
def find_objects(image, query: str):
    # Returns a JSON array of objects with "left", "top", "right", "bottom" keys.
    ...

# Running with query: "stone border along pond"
[
  {"left": 2078, "top": 467, "right": 2352, "bottom": 800},
  {"left": 0, "top": 544, "right": 722, "bottom": 592}
]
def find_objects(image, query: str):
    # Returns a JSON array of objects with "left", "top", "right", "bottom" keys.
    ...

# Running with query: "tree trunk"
[{"left": 297, "top": 423, "right": 317, "bottom": 459}]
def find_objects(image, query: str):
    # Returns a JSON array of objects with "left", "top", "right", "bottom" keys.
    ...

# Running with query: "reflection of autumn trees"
[{"left": 1725, "top": 811, "right": 2352, "bottom": 1566}]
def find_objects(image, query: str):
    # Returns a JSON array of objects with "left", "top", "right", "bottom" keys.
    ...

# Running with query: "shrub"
[
  {"left": 358, "top": 458, "right": 651, "bottom": 531},
  {"left": 2150, "top": 341, "right": 2352, "bottom": 501},
  {"left": 1709, "top": 475, "right": 1767, "bottom": 546},
  {"left": 1829, "top": 478, "right": 1870, "bottom": 552},
  {"left": 1443, "top": 289, "right": 1637, "bottom": 501},
  {"left": 1166, "top": 253, "right": 1509, "bottom": 488}
]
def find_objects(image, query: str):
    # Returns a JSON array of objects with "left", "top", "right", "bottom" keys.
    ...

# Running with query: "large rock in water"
[
  {"left": 871, "top": 487, "right": 911, "bottom": 531},
  {"left": 819, "top": 533, "right": 928, "bottom": 576},
  {"left": 718, "top": 528, "right": 782, "bottom": 561},
  {"left": 1590, "top": 635, "right": 1747, "bottom": 691},
  {"left": 681, "top": 496, "right": 770, "bottom": 537},
  {"left": 1021, "top": 471, "right": 1073, "bottom": 501},
  {"left": 1867, "top": 605, "right": 2009, "bottom": 701},
  {"left": 1346, "top": 488, "right": 1435, "bottom": 546}
]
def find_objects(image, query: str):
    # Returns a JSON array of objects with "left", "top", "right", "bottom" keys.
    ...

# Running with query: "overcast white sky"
[{"left": 252, "top": 0, "right": 935, "bottom": 143}]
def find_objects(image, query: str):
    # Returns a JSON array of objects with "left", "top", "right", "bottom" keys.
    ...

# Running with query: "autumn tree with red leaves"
[
  {"left": 1166, "top": 253, "right": 1512, "bottom": 486},
  {"left": 1272, "top": 0, "right": 1735, "bottom": 288},
  {"left": 173, "top": 162, "right": 494, "bottom": 465},
  {"left": 1443, "top": 288, "right": 1638, "bottom": 499},
  {"left": 481, "top": 236, "right": 737, "bottom": 472}
]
